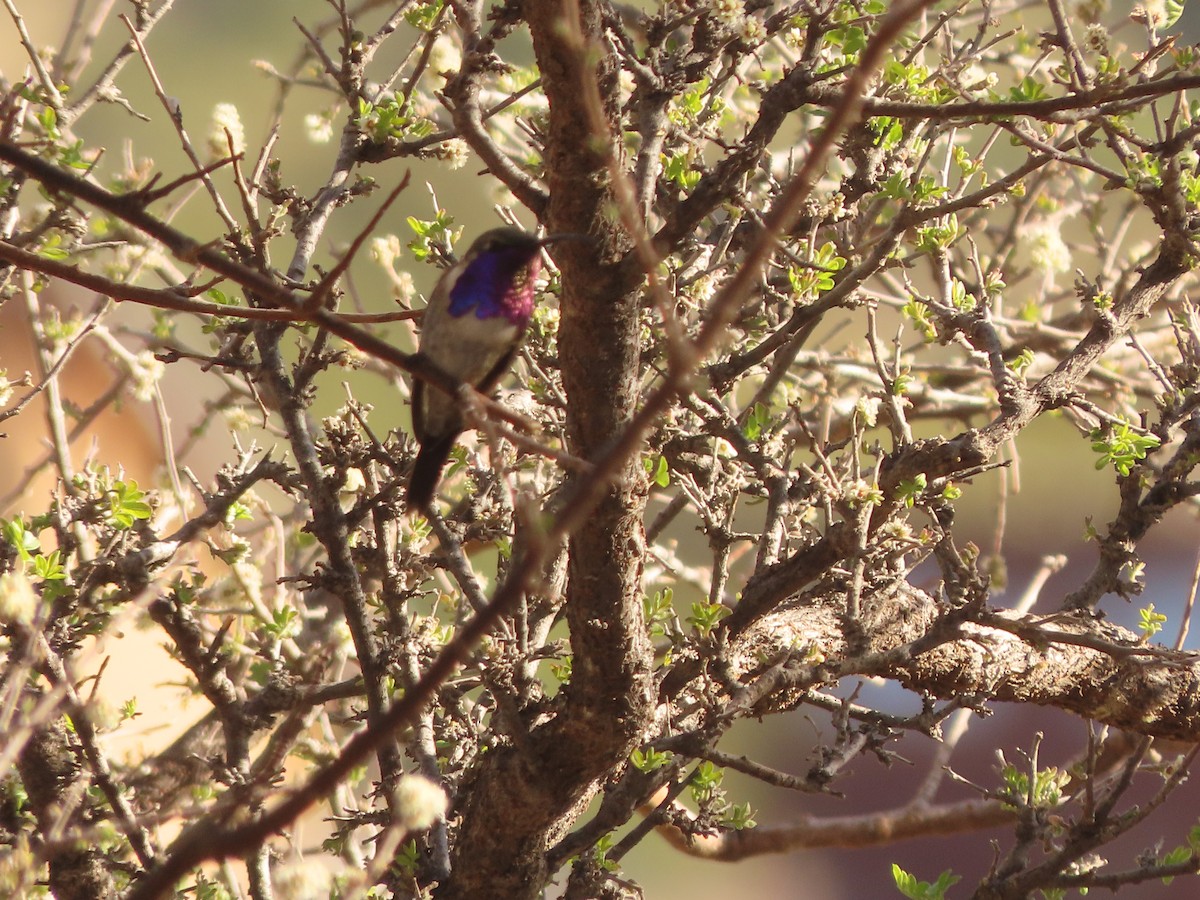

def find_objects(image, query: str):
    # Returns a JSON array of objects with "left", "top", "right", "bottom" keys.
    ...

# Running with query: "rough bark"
[
  {"left": 438, "top": 3, "right": 655, "bottom": 896},
  {"left": 17, "top": 714, "right": 116, "bottom": 900},
  {"left": 736, "top": 584, "right": 1200, "bottom": 742}
]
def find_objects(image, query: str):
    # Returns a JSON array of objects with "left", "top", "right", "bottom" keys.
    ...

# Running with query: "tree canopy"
[{"left": 4, "top": 1, "right": 1200, "bottom": 898}]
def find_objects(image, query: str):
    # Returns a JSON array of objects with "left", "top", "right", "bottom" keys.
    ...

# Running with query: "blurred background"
[{"left": 3, "top": 2, "right": 1200, "bottom": 897}]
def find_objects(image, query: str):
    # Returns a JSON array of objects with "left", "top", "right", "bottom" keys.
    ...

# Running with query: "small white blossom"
[
  {"left": 371, "top": 235, "right": 417, "bottom": 301},
  {"left": 878, "top": 520, "right": 915, "bottom": 543},
  {"left": 338, "top": 467, "right": 365, "bottom": 513},
  {"left": 343, "top": 467, "right": 365, "bottom": 494},
  {"left": 371, "top": 234, "right": 404, "bottom": 271},
  {"left": 958, "top": 64, "right": 990, "bottom": 95},
  {"left": 856, "top": 396, "right": 882, "bottom": 427},
  {"left": 209, "top": 103, "right": 245, "bottom": 157},
  {"left": 0, "top": 370, "right": 13, "bottom": 407},
  {"left": 393, "top": 774, "right": 448, "bottom": 831},
  {"left": 130, "top": 351, "right": 165, "bottom": 402},
  {"left": 684, "top": 273, "right": 717, "bottom": 303},
  {"left": 1023, "top": 222, "right": 1071, "bottom": 277},
  {"left": 274, "top": 858, "right": 340, "bottom": 900},
  {"left": 437, "top": 138, "right": 470, "bottom": 170},
  {"left": 843, "top": 479, "right": 882, "bottom": 508},
  {"left": 429, "top": 35, "right": 462, "bottom": 76},
  {"left": 304, "top": 111, "right": 335, "bottom": 144},
  {"left": 223, "top": 405, "right": 255, "bottom": 432},
  {"left": 330, "top": 620, "right": 354, "bottom": 655},
  {"left": 392, "top": 270, "right": 416, "bottom": 302},
  {"left": 0, "top": 572, "right": 37, "bottom": 625},
  {"left": 740, "top": 15, "right": 765, "bottom": 43},
  {"left": 711, "top": 0, "right": 744, "bottom": 28},
  {"left": 1085, "top": 24, "right": 1109, "bottom": 54}
]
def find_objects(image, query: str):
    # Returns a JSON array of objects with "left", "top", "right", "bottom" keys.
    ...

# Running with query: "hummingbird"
[{"left": 406, "top": 227, "right": 558, "bottom": 510}]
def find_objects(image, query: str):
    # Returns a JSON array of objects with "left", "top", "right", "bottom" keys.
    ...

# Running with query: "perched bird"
[{"left": 406, "top": 227, "right": 558, "bottom": 510}]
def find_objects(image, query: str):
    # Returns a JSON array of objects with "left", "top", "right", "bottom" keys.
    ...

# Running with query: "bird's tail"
[{"left": 406, "top": 432, "right": 458, "bottom": 511}]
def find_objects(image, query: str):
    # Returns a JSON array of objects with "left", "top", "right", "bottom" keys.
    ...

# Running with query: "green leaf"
[
  {"left": 998, "top": 762, "right": 1068, "bottom": 809},
  {"left": 663, "top": 151, "right": 700, "bottom": 190},
  {"left": 1165, "top": 0, "right": 1186, "bottom": 29},
  {"left": 742, "top": 402, "right": 771, "bottom": 440},
  {"left": 108, "top": 480, "right": 153, "bottom": 529},
  {"left": 406, "top": 211, "right": 459, "bottom": 261},
  {"left": 1090, "top": 421, "right": 1160, "bottom": 476},
  {"left": 631, "top": 747, "right": 674, "bottom": 772},
  {"left": 1006, "top": 348, "right": 1035, "bottom": 376},
  {"left": 723, "top": 801, "right": 756, "bottom": 830},
  {"left": 1160, "top": 844, "right": 1191, "bottom": 884},
  {"left": 58, "top": 139, "right": 92, "bottom": 170},
  {"left": 891, "top": 862, "right": 961, "bottom": 899},
  {"left": 897, "top": 474, "right": 927, "bottom": 508},
  {"left": 393, "top": 838, "right": 421, "bottom": 874},
  {"left": 687, "top": 600, "right": 730, "bottom": 637},
  {"left": 644, "top": 455, "right": 670, "bottom": 487},
  {"left": 264, "top": 605, "right": 300, "bottom": 639},
  {"left": 1138, "top": 603, "right": 1167, "bottom": 639},
  {"left": 690, "top": 760, "right": 724, "bottom": 802},
  {"left": 405, "top": 0, "right": 445, "bottom": 31},
  {"left": 827, "top": 24, "right": 867, "bottom": 55},
  {"left": 643, "top": 588, "right": 675, "bottom": 637},
  {"left": 37, "top": 106, "right": 59, "bottom": 140},
  {"left": 3, "top": 518, "right": 41, "bottom": 561},
  {"left": 1187, "top": 822, "right": 1200, "bottom": 851},
  {"left": 33, "top": 550, "right": 66, "bottom": 581},
  {"left": 38, "top": 234, "right": 71, "bottom": 260},
  {"left": 903, "top": 298, "right": 937, "bottom": 341},
  {"left": 1008, "top": 75, "right": 1048, "bottom": 103},
  {"left": 868, "top": 115, "right": 904, "bottom": 151}
]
